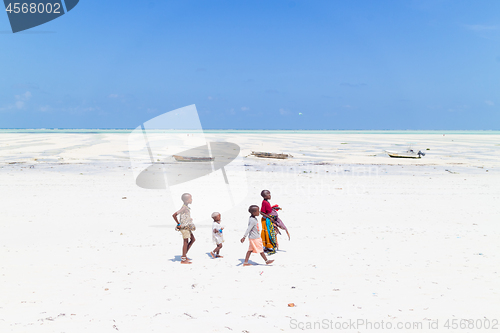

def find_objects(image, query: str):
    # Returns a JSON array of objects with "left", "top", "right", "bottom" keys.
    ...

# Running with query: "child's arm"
[
  {"left": 260, "top": 211, "right": 276, "bottom": 220},
  {"left": 172, "top": 206, "right": 185, "bottom": 225},
  {"left": 241, "top": 219, "right": 256, "bottom": 242},
  {"left": 172, "top": 211, "right": 180, "bottom": 224}
]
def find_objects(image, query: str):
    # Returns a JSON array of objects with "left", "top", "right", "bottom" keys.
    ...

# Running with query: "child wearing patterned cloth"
[{"left": 172, "top": 193, "right": 196, "bottom": 264}]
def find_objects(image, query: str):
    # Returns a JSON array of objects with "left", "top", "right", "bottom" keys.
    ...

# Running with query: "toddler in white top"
[{"left": 210, "top": 212, "right": 224, "bottom": 258}]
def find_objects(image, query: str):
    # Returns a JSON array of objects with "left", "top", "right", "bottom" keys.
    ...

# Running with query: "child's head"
[
  {"left": 181, "top": 193, "right": 192, "bottom": 204},
  {"left": 211, "top": 212, "right": 221, "bottom": 222},
  {"left": 261, "top": 190, "right": 271, "bottom": 200},
  {"left": 248, "top": 205, "right": 260, "bottom": 217}
]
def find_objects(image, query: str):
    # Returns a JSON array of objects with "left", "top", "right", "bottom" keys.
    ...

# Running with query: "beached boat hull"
[
  {"left": 251, "top": 151, "right": 292, "bottom": 159},
  {"left": 385, "top": 150, "right": 424, "bottom": 159},
  {"left": 173, "top": 155, "right": 215, "bottom": 162}
]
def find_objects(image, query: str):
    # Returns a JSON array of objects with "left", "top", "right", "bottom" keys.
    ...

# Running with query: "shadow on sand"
[
  {"left": 169, "top": 255, "right": 185, "bottom": 262},
  {"left": 236, "top": 259, "right": 261, "bottom": 266}
]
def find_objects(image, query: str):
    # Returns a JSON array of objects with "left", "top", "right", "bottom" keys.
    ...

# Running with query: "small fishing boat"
[
  {"left": 173, "top": 155, "right": 215, "bottom": 162},
  {"left": 251, "top": 151, "right": 293, "bottom": 159},
  {"left": 385, "top": 148, "right": 425, "bottom": 159}
]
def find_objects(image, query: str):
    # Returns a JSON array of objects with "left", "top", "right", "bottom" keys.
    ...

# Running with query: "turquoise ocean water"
[{"left": 0, "top": 129, "right": 499, "bottom": 135}]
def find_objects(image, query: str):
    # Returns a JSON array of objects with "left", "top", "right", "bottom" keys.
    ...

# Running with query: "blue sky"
[{"left": 1, "top": 0, "right": 499, "bottom": 129}]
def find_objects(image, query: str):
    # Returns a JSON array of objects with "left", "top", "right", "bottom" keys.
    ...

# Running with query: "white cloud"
[
  {"left": 241, "top": 106, "right": 250, "bottom": 111},
  {"left": 485, "top": 100, "right": 495, "bottom": 106},
  {"left": 64, "top": 106, "right": 99, "bottom": 114},
  {"left": 279, "top": 108, "right": 289, "bottom": 115},
  {"left": 108, "top": 94, "right": 120, "bottom": 98},
  {"left": 15, "top": 91, "right": 32, "bottom": 104},
  {"left": 1, "top": 91, "right": 32, "bottom": 111}
]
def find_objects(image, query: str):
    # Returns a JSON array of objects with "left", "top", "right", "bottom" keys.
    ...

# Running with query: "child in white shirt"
[{"left": 210, "top": 212, "right": 224, "bottom": 258}]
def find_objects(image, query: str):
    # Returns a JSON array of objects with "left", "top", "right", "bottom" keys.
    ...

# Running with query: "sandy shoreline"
[
  {"left": 0, "top": 133, "right": 499, "bottom": 332},
  {"left": 1, "top": 132, "right": 499, "bottom": 167}
]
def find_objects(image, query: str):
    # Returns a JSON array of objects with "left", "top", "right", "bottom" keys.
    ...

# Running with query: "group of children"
[{"left": 172, "top": 190, "right": 289, "bottom": 265}]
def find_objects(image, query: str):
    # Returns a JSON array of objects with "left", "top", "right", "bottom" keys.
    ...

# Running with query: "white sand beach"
[{"left": 0, "top": 131, "right": 499, "bottom": 332}]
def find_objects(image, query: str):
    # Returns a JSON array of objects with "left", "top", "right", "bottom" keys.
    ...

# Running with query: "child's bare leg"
[
  {"left": 181, "top": 238, "right": 191, "bottom": 264},
  {"left": 186, "top": 233, "right": 196, "bottom": 252},
  {"left": 182, "top": 238, "right": 189, "bottom": 257},
  {"left": 243, "top": 251, "right": 252, "bottom": 265},
  {"left": 286, "top": 230, "right": 290, "bottom": 240},
  {"left": 212, "top": 243, "right": 222, "bottom": 255},
  {"left": 260, "top": 252, "right": 274, "bottom": 265}
]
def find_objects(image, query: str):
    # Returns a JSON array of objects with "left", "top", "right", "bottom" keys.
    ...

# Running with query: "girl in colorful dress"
[{"left": 260, "top": 190, "right": 278, "bottom": 254}]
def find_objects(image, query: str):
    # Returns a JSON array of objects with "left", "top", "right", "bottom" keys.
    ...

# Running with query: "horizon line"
[{"left": 1, "top": 128, "right": 499, "bottom": 131}]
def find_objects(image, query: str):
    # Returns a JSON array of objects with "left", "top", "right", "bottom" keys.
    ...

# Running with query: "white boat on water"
[{"left": 385, "top": 148, "right": 425, "bottom": 159}]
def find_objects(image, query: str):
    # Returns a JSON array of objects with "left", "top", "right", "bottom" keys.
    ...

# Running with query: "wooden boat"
[
  {"left": 385, "top": 149, "right": 425, "bottom": 159},
  {"left": 173, "top": 155, "right": 214, "bottom": 162},
  {"left": 251, "top": 151, "right": 293, "bottom": 159}
]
